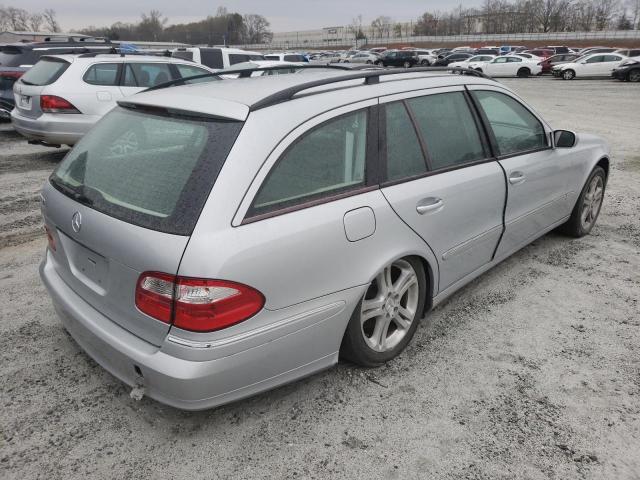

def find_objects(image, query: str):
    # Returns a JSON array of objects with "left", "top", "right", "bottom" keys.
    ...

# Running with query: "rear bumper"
[
  {"left": 10, "top": 109, "right": 98, "bottom": 145},
  {"left": 40, "top": 250, "right": 353, "bottom": 410}
]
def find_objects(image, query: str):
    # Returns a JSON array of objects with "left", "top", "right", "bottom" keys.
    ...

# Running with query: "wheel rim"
[
  {"left": 580, "top": 175, "right": 604, "bottom": 230},
  {"left": 563, "top": 70, "right": 574, "bottom": 80},
  {"left": 630, "top": 70, "right": 640, "bottom": 82},
  {"left": 360, "top": 259, "right": 420, "bottom": 353},
  {"left": 404, "top": 62, "right": 410, "bottom": 68}
]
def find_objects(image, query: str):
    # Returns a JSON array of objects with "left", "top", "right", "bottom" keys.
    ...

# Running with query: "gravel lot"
[{"left": 1, "top": 77, "right": 639, "bottom": 480}]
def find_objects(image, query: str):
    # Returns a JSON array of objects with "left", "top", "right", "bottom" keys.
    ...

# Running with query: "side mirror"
[{"left": 554, "top": 130, "right": 576, "bottom": 148}]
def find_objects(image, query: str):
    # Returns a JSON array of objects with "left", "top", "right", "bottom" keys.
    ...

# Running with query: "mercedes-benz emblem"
[{"left": 71, "top": 211, "right": 82, "bottom": 233}]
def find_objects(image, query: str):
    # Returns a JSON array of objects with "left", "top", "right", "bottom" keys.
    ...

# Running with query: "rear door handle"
[
  {"left": 509, "top": 171, "right": 526, "bottom": 185},
  {"left": 416, "top": 197, "right": 443, "bottom": 215}
]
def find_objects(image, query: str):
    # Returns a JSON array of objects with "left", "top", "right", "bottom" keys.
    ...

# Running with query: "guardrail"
[{"left": 236, "top": 29, "right": 640, "bottom": 50}]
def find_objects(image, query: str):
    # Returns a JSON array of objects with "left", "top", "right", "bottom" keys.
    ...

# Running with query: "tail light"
[
  {"left": 136, "top": 272, "right": 265, "bottom": 332},
  {"left": 0, "top": 71, "right": 24, "bottom": 79},
  {"left": 40, "top": 95, "right": 80, "bottom": 114}
]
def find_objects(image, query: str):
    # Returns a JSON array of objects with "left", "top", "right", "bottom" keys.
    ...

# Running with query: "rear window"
[
  {"left": 50, "top": 107, "right": 243, "bottom": 235},
  {"left": 264, "top": 55, "right": 279, "bottom": 61},
  {"left": 0, "top": 46, "right": 31, "bottom": 67},
  {"left": 20, "top": 58, "right": 70, "bottom": 86}
]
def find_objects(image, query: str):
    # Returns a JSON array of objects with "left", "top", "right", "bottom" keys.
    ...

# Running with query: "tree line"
[
  {"left": 0, "top": 6, "right": 60, "bottom": 32},
  {"left": 359, "top": 0, "right": 640, "bottom": 40},
  {"left": 80, "top": 7, "right": 272, "bottom": 45}
]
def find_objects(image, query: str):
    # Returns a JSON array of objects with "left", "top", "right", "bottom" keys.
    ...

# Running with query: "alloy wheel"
[
  {"left": 563, "top": 70, "right": 575, "bottom": 80},
  {"left": 581, "top": 175, "right": 604, "bottom": 230},
  {"left": 629, "top": 70, "right": 640, "bottom": 82},
  {"left": 360, "top": 259, "right": 420, "bottom": 353}
]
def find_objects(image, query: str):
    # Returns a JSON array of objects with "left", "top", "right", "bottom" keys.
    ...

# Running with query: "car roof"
[
  {"left": 125, "top": 70, "right": 498, "bottom": 122},
  {"left": 42, "top": 54, "right": 209, "bottom": 65}
]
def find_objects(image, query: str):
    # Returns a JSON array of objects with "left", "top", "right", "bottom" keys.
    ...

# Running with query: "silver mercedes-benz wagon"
[{"left": 39, "top": 67, "right": 609, "bottom": 410}]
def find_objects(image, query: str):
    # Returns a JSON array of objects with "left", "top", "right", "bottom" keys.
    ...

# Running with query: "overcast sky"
[{"left": 16, "top": 0, "right": 484, "bottom": 32}]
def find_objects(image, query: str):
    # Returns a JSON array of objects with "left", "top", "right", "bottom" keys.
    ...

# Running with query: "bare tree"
[
  {"left": 242, "top": 14, "right": 272, "bottom": 44},
  {"left": 43, "top": 9, "right": 60, "bottom": 32},
  {"left": 29, "top": 13, "right": 43, "bottom": 31},
  {"left": 138, "top": 10, "right": 167, "bottom": 41},
  {"left": 348, "top": 15, "right": 366, "bottom": 41},
  {"left": 594, "top": 0, "right": 619, "bottom": 29},
  {"left": 627, "top": 0, "right": 640, "bottom": 28},
  {"left": 371, "top": 16, "right": 392, "bottom": 38}
]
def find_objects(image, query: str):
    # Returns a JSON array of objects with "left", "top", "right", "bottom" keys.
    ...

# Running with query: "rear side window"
[
  {"left": 123, "top": 63, "right": 173, "bottom": 87},
  {"left": 473, "top": 91, "right": 547, "bottom": 156},
  {"left": 586, "top": 55, "right": 604, "bottom": 63},
  {"left": 50, "top": 107, "right": 243, "bottom": 235},
  {"left": 384, "top": 102, "right": 427, "bottom": 181},
  {"left": 83, "top": 63, "right": 119, "bottom": 86},
  {"left": 172, "top": 50, "right": 194, "bottom": 61},
  {"left": 407, "top": 92, "right": 485, "bottom": 170},
  {"left": 249, "top": 110, "right": 368, "bottom": 217},
  {"left": 200, "top": 49, "right": 223, "bottom": 69},
  {"left": 20, "top": 58, "right": 69, "bottom": 86},
  {"left": 284, "top": 54, "right": 303, "bottom": 62},
  {"left": 264, "top": 55, "right": 279, "bottom": 61},
  {"left": 175, "top": 64, "right": 213, "bottom": 83}
]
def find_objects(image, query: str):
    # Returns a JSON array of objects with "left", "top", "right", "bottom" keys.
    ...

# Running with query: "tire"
[
  {"left": 562, "top": 69, "right": 575, "bottom": 80},
  {"left": 341, "top": 257, "right": 427, "bottom": 367},
  {"left": 517, "top": 67, "right": 530, "bottom": 78},
  {"left": 403, "top": 61, "right": 411, "bottom": 69},
  {"left": 374, "top": 60, "right": 382, "bottom": 66},
  {"left": 629, "top": 69, "right": 640, "bottom": 82},
  {"left": 559, "top": 166, "right": 606, "bottom": 238},
  {"left": 421, "top": 59, "right": 429, "bottom": 66},
  {"left": 366, "top": 60, "right": 372, "bottom": 64}
]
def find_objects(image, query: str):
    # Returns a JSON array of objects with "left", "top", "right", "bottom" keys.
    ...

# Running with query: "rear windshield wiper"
[
  {"left": 50, "top": 177, "right": 94, "bottom": 206},
  {"left": 19, "top": 79, "right": 35, "bottom": 86}
]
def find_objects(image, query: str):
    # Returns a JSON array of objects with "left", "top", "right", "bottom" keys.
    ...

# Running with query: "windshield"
[
  {"left": 20, "top": 58, "right": 70, "bottom": 86},
  {"left": 50, "top": 107, "right": 243, "bottom": 235}
]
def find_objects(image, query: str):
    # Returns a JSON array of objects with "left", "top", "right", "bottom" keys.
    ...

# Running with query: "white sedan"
[
  {"left": 448, "top": 54, "right": 497, "bottom": 70},
  {"left": 348, "top": 52, "right": 381, "bottom": 65},
  {"left": 554, "top": 52, "right": 628, "bottom": 80},
  {"left": 475, "top": 55, "right": 542, "bottom": 77}
]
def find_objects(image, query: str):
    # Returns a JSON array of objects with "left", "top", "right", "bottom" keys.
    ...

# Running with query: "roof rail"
[
  {"left": 143, "top": 64, "right": 360, "bottom": 92},
  {"left": 143, "top": 65, "right": 493, "bottom": 110},
  {"left": 249, "top": 66, "right": 493, "bottom": 111},
  {"left": 78, "top": 49, "right": 172, "bottom": 58}
]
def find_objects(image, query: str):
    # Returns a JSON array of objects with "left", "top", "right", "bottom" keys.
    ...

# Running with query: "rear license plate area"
[
  {"left": 56, "top": 230, "right": 109, "bottom": 294},
  {"left": 19, "top": 95, "right": 31, "bottom": 110}
]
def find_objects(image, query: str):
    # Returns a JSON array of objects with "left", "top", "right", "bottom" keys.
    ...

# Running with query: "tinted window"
[
  {"left": 264, "top": 55, "right": 279, "bottom": 61},
  {"left": 407, "top": 92, "right": 485, "bottom": 170},
  {"left": 603, "top": 55, "right": 622, "bottom": 62},
  {"left": 473, "top": 91, "right": 547, "bottom": 156},
  {"left": 384, "top": 102, "right": 427, "bottom": 181},
  {"left": 507, "top": 57, "right": 522, "bottom": 62},
  {"left": 284, "top": 54, "right": 303, "bottom": 62},
  {"left": 20, "top": 58, "right": 69, "bottom": 86},
  {"left": 250, "top": 110, "right": 368, "bottom": 216},
  {"left": 123, "top": 63, "right": 173, "bottom": 87},
  {"left": 175, "top": 64, "right": 213, "bottom": 83},
  {"left": 83, "top": 63, "right": 119, "bottom": 86},
  {"left": 630, "top": 50, "right": 640, "bottom": 57},
  {"left": 50, "top": 107, "right": 243, "bottom": 235},
  {"left": 172, "top": 50, "right": 194, "bottom": 61},
  {"left": 200, "top": 48, "right": 223, "bottom": 69},
  {"left": 586, "top": 55, "right": 604, "bottom": 63}
]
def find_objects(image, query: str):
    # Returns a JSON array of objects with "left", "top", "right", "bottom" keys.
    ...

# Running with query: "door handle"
[
  {"left": 416, "top": 197, "right": 443, "bottom": 215},
  {"left": 509, "top": 171, "right": 526, "bottom": 185}
]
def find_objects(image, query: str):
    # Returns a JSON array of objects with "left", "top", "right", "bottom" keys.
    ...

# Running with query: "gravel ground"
[{"left": 1, "top": 77, "right": 639, "bottom": 480}]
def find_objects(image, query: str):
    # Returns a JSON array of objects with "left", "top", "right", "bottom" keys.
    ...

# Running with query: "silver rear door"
[{"left": 379, "top": 87, "right": 505, "bottom": 293}]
